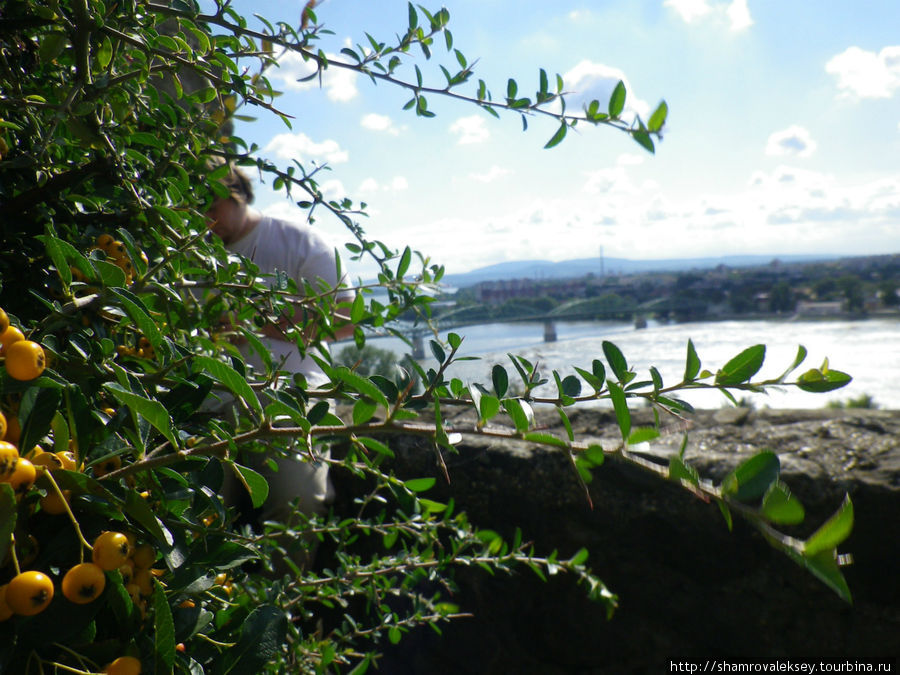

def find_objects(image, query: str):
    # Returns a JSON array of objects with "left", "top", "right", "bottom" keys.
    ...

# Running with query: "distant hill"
[{"left": 441, "top": 254, "right": 838, "bottom": 289}]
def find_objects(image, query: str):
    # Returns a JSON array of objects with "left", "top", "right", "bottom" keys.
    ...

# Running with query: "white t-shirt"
[{"left": 228, "top": 215, "right": 350, "bottom": 387}]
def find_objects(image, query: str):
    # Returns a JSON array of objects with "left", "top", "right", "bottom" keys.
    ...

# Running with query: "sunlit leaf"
[
  {"left": 804, "top": 495, "right": 853, "bottom": 556},
  {"left": 761, "top": 481, "right": 805, "bottom": 525},
  {"left": 715, "top": 345, "right": 765, "bottom": 386},
  {"left": 721, "top": 450, "right": 780, "bottom": 502}
]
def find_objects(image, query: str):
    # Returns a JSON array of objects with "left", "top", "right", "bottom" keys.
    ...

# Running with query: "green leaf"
[
  {"left": 110, "top": 288, "right": 162, "bottom": 349},
  {"left": 232, "top": 463, "right": 270, "bottom": 509},
  {"left": 21, "top": 387, "right": 62, "bottom": 453},
  {"left": 479, "top": 394, "right": 501, "bottom": 424},
  {"left": 350, "top": 292, "right": 366, "bottom": 324},
  {"left": 217, "top": 605, "right": 288, "bottom": 675},
  {"left": 798, "top": 549, "right": 852, "bottom": 603},
  {"left": 717, "top": 500, "right": 733, "bottom": 531},
  {"left": 429, "top": 339, "right": 446, "bottom": 364},
  {"left": 607, "top": 380, "right": 631, "bottom": 440},
  {"left": 648, "top": 100, "right": 668, "bottom": 132},
  {"left": 153, "top": 582, "right": 176, "bottom": 675},
  {"left": 557, "top": 406, "right": 574, "bottom": 441},
  {"left": 523, "top": 432, "right": 569, "bottom": 449},
  {"left": 353, "top": 398, "right": 377, "bottom": 425},
  {"left": 194, "top": 355, "right": 263, "bottom": 418},
  {"left": 397, "top": 246, "right": 412, "bottom": 278},
  {"left": 627, "top": 426, "right": 660, "bottom": 445},
  {"left": 602, "top": 341, "right": 629, "bottom": 382},
  {"left": 544, "top": 122, "right": 567, "bottom": 149},
  {"left": 389, "top": 626, "right": 403, "bottom": 645},
  {"left": 721, "top": 450, "right": 780, "bottom": 502},
  {"left": 574, "top": 367, "right": 604, "bottom": 392},
  {"left": 334, "top": 368, "right": 389, "bottom": 408},
  {"left": 404, "top": 477, "right": 436, "bottom": 493},
  {"left": 804, "top": 495, "right": 853, "bottom": 556},
  {"left": 502, "top": 398, "right": 531, "bottom": 433},
  {"left": 761, "top": 481, "right": 805, "bottom": 525},
  {"left": 715, "top": 345, "right": 766, "bottom": 386},
  {"left": 796, "top": 368, "right": 852, "bottom": 393},
  {"left": 124, "top": 488, "right": 174, "bottom": 547},
  {"left": 684, "top": 339, "right": 701, "bottom": 381},
  {"left": 668, "top": 456, "right": 699, "bottom": 486},
  {"left": 357, "top": 436, "right": 395, "bottom": 458},
  {"left": 560, "top": 374, "right": 581, "bottom": 398},
  {"left": 775, "top": 345, "right": 808, "bottom": 382},
  {"left": 632, "top": 129, "right": 655, "bottom": 153},
  {"left": 492, "top": 365, "right": 508, "bottom": 397},
  {"left": 584, "top": 444, "right": 605, "bottom": 467},
  {"left": 103, "top": 383, "right": 179, "bottom": 450},
  {"left": 608, "top": 80, "right": 626, "bottom": 117}
]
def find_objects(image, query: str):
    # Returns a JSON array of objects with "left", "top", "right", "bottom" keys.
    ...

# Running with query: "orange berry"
[
  {"left": 62, "top": 562, "right": 106, "bottom": 604},
  {"left": 0, "top": 409, "right": 6, "bottom": 441},
  {"left": 131, "top": 543, "right": 155, "bottom": 569},
  {"left": 0, "top": 441, "right": 18, "bottom": 480},
  {"left": 0, "top": 325, "right": 25, "bottom": 355},
  {"left": 93, "top": 531, "right": 132, "bottom": 571},
  {"left": 93, "top": 454, "right": 122, "bottom": 478},
  {"left": 5, "top": 571, "right": 54, "bottom": 616},
  {"left": 103, "top": 655, "right": 142, "bottom": 675},
  {"left": 4, "top": 340, "right": 46, "bottom": 380},
  {"left": 6, "top": 457, "right": 36, "bottom": 495},
  {"left": 133, "top": 568, "right": 153, "bottom": 597},
  {"left": 0, "top": 308, "right": 8, "bottom": 335},
  {"left": 40, "top": 489, "right": 71, "bottom": 514}
]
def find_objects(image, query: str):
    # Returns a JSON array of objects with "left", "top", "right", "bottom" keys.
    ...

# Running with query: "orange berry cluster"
[
  {"left": 0, "top": 307, "right": 47, "bottom": 381},
  {"left": 0, "top": 530, "right": 156, "bottom": 615},
  {"left": 88, "top": 233, "right": 149, "bottom": 286},
  {"left": 116, "top": 335, "right": 156, "bottom": 361},
  {"left": 0, "top": 531, "right": 146, "bottom": 672}
]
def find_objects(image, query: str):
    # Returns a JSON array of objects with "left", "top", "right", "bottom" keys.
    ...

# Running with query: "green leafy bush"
[{"left": 0, "top": 1, "right": 855, "bottom": 673}]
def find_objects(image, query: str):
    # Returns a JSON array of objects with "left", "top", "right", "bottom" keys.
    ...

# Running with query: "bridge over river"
[{"left": 403, "top": 295, "right": 708, "bottom": 358}]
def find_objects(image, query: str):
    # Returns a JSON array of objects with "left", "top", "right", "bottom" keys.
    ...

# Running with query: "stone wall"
[{"left": 330, "top": 408, "right": 900, "bottom": 673}]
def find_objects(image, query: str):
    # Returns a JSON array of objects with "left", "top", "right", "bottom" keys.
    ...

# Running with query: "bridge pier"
[
  {"left": 411, "top": 332, "right": 425, "bottom": 359},
  {"left": 543, "top": 320, "right": 557, "bottom": 343}
]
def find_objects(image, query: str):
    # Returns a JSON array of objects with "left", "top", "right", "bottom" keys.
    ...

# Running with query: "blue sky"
[{"left": 229, "top": 0, "right": 900, "bottom": 278}]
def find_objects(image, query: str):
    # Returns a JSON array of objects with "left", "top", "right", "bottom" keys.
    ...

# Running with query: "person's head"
[{"left": 205, "top": 157, "right": 256, "bottom": 244}]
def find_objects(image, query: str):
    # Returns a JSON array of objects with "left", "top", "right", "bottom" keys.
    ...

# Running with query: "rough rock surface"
[{"left": 330, "top": 407, "right": 900, "bottom": 674}]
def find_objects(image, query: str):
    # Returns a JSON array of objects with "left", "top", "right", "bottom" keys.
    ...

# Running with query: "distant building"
[{"left": 795, "top": 300, "right": 843, "bottom": 316}]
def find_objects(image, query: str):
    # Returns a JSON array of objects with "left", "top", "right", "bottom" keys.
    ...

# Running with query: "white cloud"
[
  {"left": 564, "top": 60, "right": 651, "bottom": 121},
  {"left": 361, "top": 113, "right": 400, "bottom": 135},
  {"left": 765, "top": 125, "right": 817, "bottom": 158},
  {"left": 664, "top": 0, "right": 753, "bottom": 32},
  {"left": 470, "top": 165, "right": 512, "bottom": 183},
  {"left": 450, "top": 115, "right": 490, "bottom": 144},
  {"left": 390, "top": 176, "right": 409, "bottom": 191},
  {"left": 403, "top": 164, "right": 900, "bottom": 274},
  {"left": 268, "top": 50, "right": 359, "bottom": 102},
  {"left": 263, "top": 132, "right": 348, "bottom": 165},
  {"left": 568, "top": 9, "right": 592, "bottom": 21},
  {"left": 664, "top": 0, "right": 712, "bottom": 23},
  {"left": 726, "top": 0, "right": 753, "bottom": 31},
  {"left": 826, "top": 46, "right": 900, "bottom": 99},
  {"left": 358, "top": 178, "right": 379, "bottom": 193}
]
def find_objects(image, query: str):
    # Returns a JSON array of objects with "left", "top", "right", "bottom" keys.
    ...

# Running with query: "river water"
[{"left": 363, "top": 318, "right": 900, "bottom": 410}]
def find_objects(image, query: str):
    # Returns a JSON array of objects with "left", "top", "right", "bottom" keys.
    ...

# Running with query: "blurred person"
[{"left": 204, "top": 158, "right": 353, "bottom": 554}]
